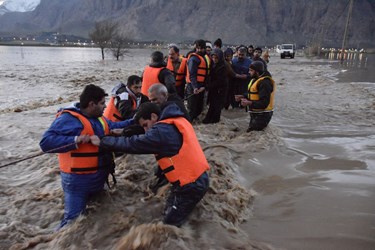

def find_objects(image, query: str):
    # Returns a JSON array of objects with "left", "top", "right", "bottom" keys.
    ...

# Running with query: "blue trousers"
[
  {"left": 163, "top": 172, "right": 209, "bottom": 227},
  {"left": 59, "top": 171, "right": 108, "bottom": 228}
]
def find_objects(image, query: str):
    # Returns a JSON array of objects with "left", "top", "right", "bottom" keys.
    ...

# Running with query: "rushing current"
[{"left": 0, "top": 46, "right": 374, "bottom": 250}]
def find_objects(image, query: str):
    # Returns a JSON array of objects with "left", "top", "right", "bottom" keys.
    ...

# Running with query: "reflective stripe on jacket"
[
  {"left": 57, "top": 110, "right": 110, "bottom": 174},
  {"left": 156, "top": 117, "right": 210, "bottom": 186},
  {"left": 186, "top": 53, "right": 209, "bottom": 84},
  {"left": 166, "top": 57, "right": 187, "bottom": 87},
  {"left": 141, "top": 66, "right": 164, "bottom": 95},
  {"left": 247, "top": 76, "right": 275, "bottom": 111}
]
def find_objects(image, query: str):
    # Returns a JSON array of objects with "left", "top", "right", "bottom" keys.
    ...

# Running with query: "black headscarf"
[{"left": 211, "top": 48, "right": 224, "bottom": 65}]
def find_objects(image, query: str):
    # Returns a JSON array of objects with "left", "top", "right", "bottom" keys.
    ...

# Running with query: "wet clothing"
[
  {"left": 248, "top": 112, "right": 273, "bottom": 131},
  {"left": 203, "top": 48, "right": 228, "bottom": 124},
  {"left": 186, "top": 52, "right": 210, "bottom": 120},
  {"left": 57, "top": 110, "right": 110, "bottom": 174},
  {"left": 141, "top": 62, "right": 176, "bottom": 95},
  {"left": 248, "top": 76, "right": 275, "bottom": 111},
  {"left": 164, "top": 171, "right": 209, "bottom": 226},
  {"left": 99, "top": 103, "right": 209, "bottom": 227},
  {"left": 245, "top": 73, "right": 275, "bottom": 131},
  {"left": 156, "top": 117, "right": 209, "bottom": 186},
  {"left": 39, "top": 103, "right": 133, "bottom": 228}
]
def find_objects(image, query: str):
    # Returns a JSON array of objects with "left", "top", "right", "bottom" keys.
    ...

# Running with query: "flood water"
[{"left": 0, "top": 46, "right": 374, "bottom": 250}]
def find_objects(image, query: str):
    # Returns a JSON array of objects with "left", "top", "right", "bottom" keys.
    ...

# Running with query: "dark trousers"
[
  {"left": 224, "top": 82, "right": 235, "bottom": 109},
  {"left": 186, "top": 84, "right": 205, "bottom": 120},
  {"left": 163, "top": 172, "right": 209, "bottom": 227},
  {"left": 248, "top": 111, "right": 273, "bottom": 131},
  {"left": 203, "top": 89, "right": 225, "bottom": 123},
  {"left": 176, "top": 83, "right": 186, "bottom": 100}
]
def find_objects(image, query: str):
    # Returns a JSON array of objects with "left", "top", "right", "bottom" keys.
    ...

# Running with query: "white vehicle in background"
[{"left": 276, "top": 44, "right": 296, "bottom": 59}]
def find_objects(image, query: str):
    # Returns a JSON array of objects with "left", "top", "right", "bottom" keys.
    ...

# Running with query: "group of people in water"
[
  {"left": 106, "top": 38, "right": 275, "bottom": 131},
  {"left": 39, "top": 37, "right": 275, "bottom": 230}
]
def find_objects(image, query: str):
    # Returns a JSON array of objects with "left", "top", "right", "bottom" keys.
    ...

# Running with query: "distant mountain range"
[
  {"left": 0, "top": 0, "right": 374, "bottom": 48},
  {"left": 0, "top": 0, "right": 40, "bottom": 14}
]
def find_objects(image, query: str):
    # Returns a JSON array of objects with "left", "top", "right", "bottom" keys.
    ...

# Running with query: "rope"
[
  {"left": 0, "top": 142, "right": 78, "bottom": 169},
  {"left": 184, "top": 93, "right": 195, "bottom": 101}
]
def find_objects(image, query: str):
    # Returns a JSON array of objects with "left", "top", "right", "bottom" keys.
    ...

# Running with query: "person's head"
[
  {"left": 205, "top": 41, "right": 212, "bottom": 55},
  {"left": 248, "top": 45, "right": 254, "bottom": 55},
  {"left": 127, "top": 75, "right": 142, "bottom": 96},
  {"left": 214, "top": 38, "right": 222, "bottom": 49},
  {"left": 134, "top": 102, "right": 161, "bottom": 131},
  {"left": 237, "top": 47, "right": 247, "bottom": 61},
  {"left": 150, "top": 51, "right": 164, "bottom": 64},
  {"left": 79, "top": 84, "right": 108, "bottom": 117},
  {"left": 195, "top": 39, "right": 206, "bottom": 55},
  {"left": 168, "top": 45, "right": 180, "bottom": 62},
  {"left": 236, "top": 45, "right": 246, "bottom": 52},
  {"left": 148, "top": 83, "right": 168, "bottom": 106},
  {"left": 224, "top": 48, "right": 234, "bottom": 62},
  {"left": 249, "top": 61, "right": 264, "bottom": 77},
  {"left": 210, "top": 48, "right": 224, "bottom": 64},
  {"left": 254, "top": 47, "right": 262, "bottom": 58}
]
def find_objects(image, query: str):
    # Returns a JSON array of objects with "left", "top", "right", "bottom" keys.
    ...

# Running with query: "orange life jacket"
[
  {"left": 166, "top": 57, "right": 187, "bottom": 87},
  {"left": 141, "top": 66, "right": 164, "bottom": 95},
  {"left": 186, "top": 53, "right": 209, "bottom": 85},
  {"left": 103, "top": 94, "right": 137, "bottom": 122},
  {"left": 247, "top": 76, "right": 275, "bottom": 112},
  {"left": 156, "top": 117, "right": 210, "bottom": 186},
  {"left": 57, "top": 110, "right": 110, "bottom": 174},
  {"left": 103, "top": 96, "right": 123, "bottom": 122}
]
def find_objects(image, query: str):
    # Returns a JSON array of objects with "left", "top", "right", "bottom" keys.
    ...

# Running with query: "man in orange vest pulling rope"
[{"left": 91, "top": 102, "right": 210, "bottom": 227}]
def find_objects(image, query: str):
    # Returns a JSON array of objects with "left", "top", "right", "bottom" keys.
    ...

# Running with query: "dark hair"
[
  {"left": 255, "top": 47, "right": 263, "bottom": 53},
  {"left": 80, "top": 84, "right": 108, "bottom": 109},
  {"left": 248, "top": 45, "right": 254, "bottom": 49},
  {"left": 224, "top": 47, "right": 234, "bottom": 56},
  {"left": 170, "top": 45, "right": 179, "bottom": 54},
  {"left": 151, "top": 51, "right": 164, "bottom": 63},
  {"left": 236, "top": 44, "right": 247, "bottom": 52},
  {"left": 214, "top": 38, "right": 222, "bottom": 48},
  {"left": 134, "top": 102, "right": 161, "bottom": 124},
  {"left": 249, "top": 61, "right": 264, "bottom": 74},
  {"left": 127, "top": 75, "right": 142, "bottom": 87},
  {"left": 194, "top": 39, "right": 206, "bottom": 49},
  {"left": 238, "top": 47, "right": 247, "bottom": 54}
]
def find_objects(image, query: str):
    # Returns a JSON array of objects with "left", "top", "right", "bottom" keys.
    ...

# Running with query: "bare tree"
[
  {"left": 89, "top": 20, "right": 118, "bottom": 60},
  {"left": 109, "top": 34, "right": 131, "bottom": 61}
]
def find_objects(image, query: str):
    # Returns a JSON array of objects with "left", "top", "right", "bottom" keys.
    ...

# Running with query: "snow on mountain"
[{"left": 1, "top": 0, "right": 40, "bottom": 13}]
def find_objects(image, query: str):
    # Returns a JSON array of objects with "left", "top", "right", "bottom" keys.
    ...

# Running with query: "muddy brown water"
[{"left": 0, "top": 47, "right": 374, "bottom": 249}]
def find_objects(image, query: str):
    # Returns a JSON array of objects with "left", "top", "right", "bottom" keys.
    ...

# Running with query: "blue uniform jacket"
[
  {"left": 100, "top": 103, "right": 184, "bottom": 158},
  {"left": 40, "top": 102, "right": 134, "bottom": 156}
]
